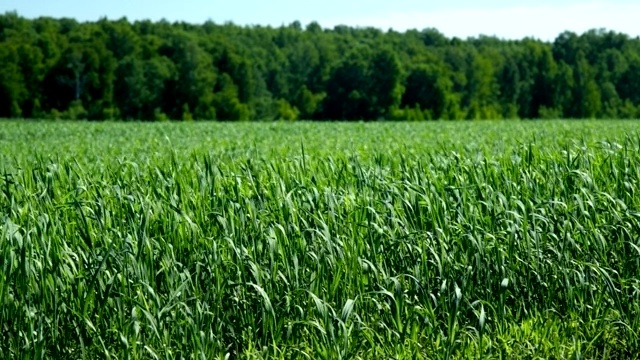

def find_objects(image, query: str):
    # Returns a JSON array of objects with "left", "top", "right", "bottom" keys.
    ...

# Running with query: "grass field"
[{"left": 1, "top": 120, "right": 640, "bottom": 359}]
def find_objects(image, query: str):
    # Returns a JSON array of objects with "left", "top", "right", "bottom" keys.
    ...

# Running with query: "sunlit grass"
[{"left": 1, "top": 120, "right": 639, "bottom": 359}]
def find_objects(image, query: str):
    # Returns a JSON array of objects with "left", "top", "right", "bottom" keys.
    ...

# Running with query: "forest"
[{"left": 1, "top": 11, "right": 640, "bottom": 121}]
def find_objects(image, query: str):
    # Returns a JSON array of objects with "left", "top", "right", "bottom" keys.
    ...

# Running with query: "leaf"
[
  {"left": 454, "top": 283, "right": 462, "bottom": 305},
  {"left": 248, "top": 283, "right": 275, "bottom": 319},
  {"left": 341, "top": 298, "right": 356, "bottom": 322},
  {"left": 479, "top": 305, "right": 486, "bottom": 330},
  {"left": 308, "top": 291, "right": 328, "bottom": 319}
]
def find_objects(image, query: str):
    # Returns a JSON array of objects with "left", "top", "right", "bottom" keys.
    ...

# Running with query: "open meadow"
[{"left": 1, "top": 120, "right": 640, "bottom": 359}]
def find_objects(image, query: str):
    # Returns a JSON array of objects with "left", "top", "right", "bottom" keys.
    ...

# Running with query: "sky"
[{"left": 3, "top": 0, "right": 640, "bottom": 41}]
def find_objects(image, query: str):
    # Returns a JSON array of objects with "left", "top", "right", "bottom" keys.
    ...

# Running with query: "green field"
[{"left": 1, "top": 120, "right": 640, "bottom": 359}]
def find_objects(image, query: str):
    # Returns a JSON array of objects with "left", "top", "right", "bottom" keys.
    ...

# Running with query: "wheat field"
[{"left": 1, "top": 120, "right": 639, "bottom": 359}]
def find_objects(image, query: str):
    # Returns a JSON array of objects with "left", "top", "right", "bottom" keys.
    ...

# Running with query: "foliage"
[{"left": 2, "top": 13, "right": 640, "bottom": 120}]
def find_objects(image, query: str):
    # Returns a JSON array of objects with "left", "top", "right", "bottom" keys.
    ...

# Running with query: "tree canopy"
[{"left": 1, "top": 12, "right": 640, "bottom": 120}]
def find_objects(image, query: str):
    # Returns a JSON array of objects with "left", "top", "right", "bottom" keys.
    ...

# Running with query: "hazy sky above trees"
[{"left": 3, "top": 0, "right": 639, "bottom": 40}]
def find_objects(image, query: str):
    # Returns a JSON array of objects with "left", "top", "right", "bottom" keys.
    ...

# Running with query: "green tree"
[
  {"left": 466, "top": 52, "right": 501, "bottom": 119},
  {"left": 401, "top": 64, "right": 453, "bottom": 119},
  {"left": 323, "top": 47, "right": 371, "bottom": 120},
  {"left": 368, "top": 48, "right": 404, "bottom": 119},
  {"left": 213, "top": 73, "right": 250, "bottom": 120},
  {"left": 571, "top": 52, "right": 602, "bottom": 118},
  {"left": 0, "top": 43, "right": 26, "bottom": 117},
  {"left": 2, "top": 12, "right": 640, "bottom": 120}
]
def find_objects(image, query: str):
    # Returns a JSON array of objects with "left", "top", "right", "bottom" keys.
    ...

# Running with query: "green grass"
[{"left": 1, "top": 120, "right": 640, "bottom": 359}]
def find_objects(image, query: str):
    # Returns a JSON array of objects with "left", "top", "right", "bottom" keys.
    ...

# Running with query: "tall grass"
[{"left": 1, "top": 120, "right": 639, "bottom": 359}]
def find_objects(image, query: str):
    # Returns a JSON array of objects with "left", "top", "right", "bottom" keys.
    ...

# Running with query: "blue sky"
[{"left": 3, "top": 0, "right": 639, "bottom": 41}]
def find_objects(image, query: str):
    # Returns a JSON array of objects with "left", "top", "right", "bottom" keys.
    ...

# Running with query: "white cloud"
[{"left": 322, "top": 1, "right": 640, "bottom": 41}]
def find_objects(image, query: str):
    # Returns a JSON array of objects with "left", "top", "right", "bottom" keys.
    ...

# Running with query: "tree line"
[{"left": 1, "top": 12, "right": 640, "bottom": 121}]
